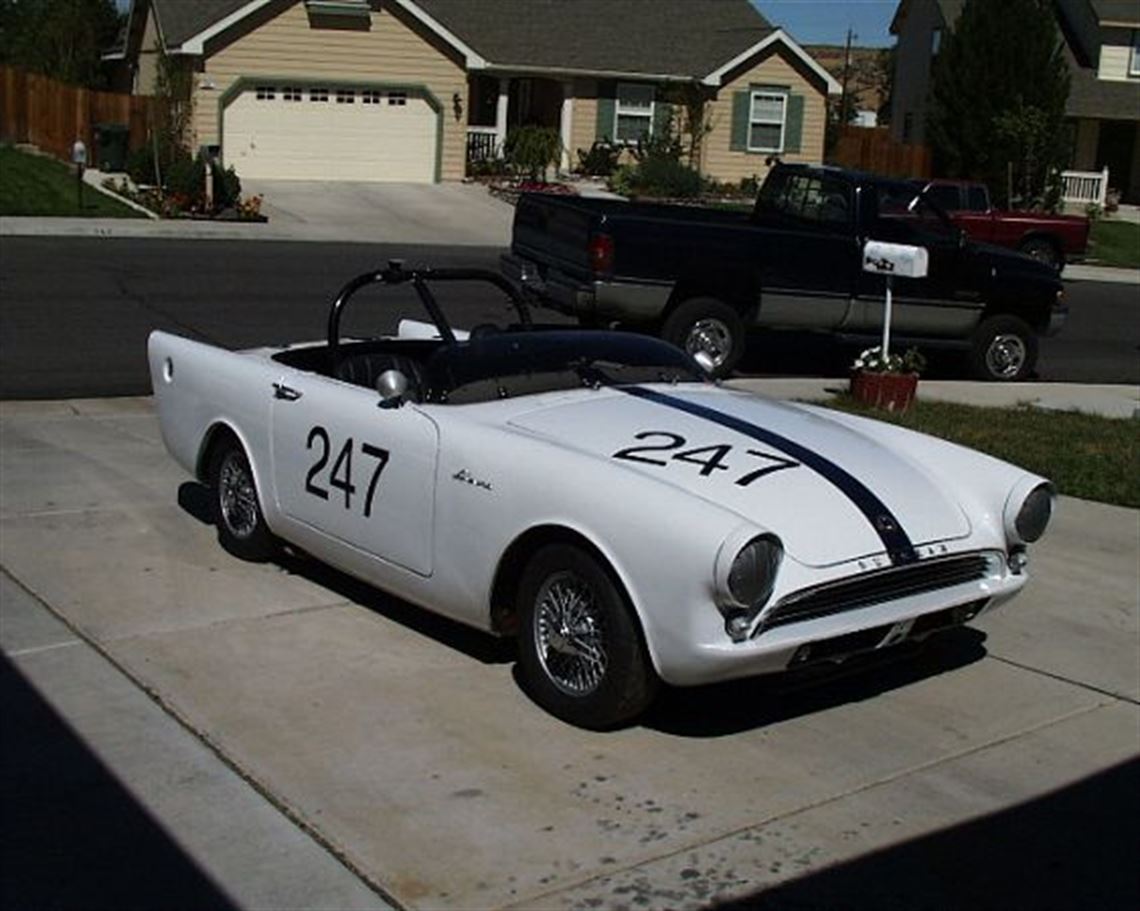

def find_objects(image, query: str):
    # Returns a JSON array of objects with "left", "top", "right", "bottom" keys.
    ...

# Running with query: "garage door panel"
[{"left": 224, "top": 89, "right": 437, "bottom": 183}]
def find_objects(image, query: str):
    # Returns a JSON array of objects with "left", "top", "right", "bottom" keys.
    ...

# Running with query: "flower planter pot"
[{"left": 850, "top": 370, "right": 919, "bottom": 412}]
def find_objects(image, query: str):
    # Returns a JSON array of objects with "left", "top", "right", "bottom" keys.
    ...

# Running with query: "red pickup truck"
[{"left": 918, "top": 179, "right": 1089, "bottom": 271}]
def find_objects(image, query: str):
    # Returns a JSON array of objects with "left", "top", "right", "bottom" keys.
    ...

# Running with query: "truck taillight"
[{"left": 588, "top": 233, "right": 614, "bottom": 274}]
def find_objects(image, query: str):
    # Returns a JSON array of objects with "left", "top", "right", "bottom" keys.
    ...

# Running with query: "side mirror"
[{"left": 376, "top": 369, "right": 408, "bottom": 408}]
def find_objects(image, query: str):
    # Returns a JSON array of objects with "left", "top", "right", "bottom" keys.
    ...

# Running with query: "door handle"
[{"left": 273, "top": 382, "right": 303, "bottom": 401}]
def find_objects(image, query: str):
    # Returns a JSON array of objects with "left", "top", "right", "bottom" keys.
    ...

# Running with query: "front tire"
[
  {"left": 968, "top": 314, "right": 1038, "bottom": 381},
  {"left": 661, "top": 297, "right": 746, "bottom": 379},
  {"left": 208, "top": 437, "right": 277, "bottom": 561},
  {"left": 517, "top": 544, "right": 658, "bottom": 729}
]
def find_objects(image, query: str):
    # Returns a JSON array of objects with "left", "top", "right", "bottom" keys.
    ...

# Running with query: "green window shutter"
[
  {"left": 730, "top": 90, "right": 750, "bottom": 151},
  {"left": 652, "top": 99, "right": 673, "bottom": 136},
  {"left": 596, "top": 81, "right": 616, "bottom": 141},
  {"left": 784, "top": 94, "right": 805, "bottom": 154}
]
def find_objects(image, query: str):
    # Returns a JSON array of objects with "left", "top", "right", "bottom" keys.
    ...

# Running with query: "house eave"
[
  {"left": 701, "top": 29, "right": 843, "bottom": 94},
  {"left": 483, "top": 63, "right": 697, "bottom": 83}
]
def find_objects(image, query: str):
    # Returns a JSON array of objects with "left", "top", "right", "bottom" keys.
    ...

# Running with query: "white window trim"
[
  {"left": 614, "top": 82, "right": 655, "bottom": 144},
  {"left": 747, "top": 91, "right": 786, "bottom": 154},
  {"left": 1130, "top": 29, "right": 1140, "bottom": 78}
]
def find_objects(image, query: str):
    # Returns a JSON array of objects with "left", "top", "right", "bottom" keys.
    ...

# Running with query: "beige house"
[
  {"left": 112, "top": 0, "right": 839, "bottom": 185},
  {"left": 890, "top": 0, "right": 1140, "bottom": 203}
]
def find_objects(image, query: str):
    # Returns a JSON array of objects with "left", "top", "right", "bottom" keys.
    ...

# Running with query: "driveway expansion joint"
[{"left": 990, "top": 653, "right": 1140, "bottom": 705}]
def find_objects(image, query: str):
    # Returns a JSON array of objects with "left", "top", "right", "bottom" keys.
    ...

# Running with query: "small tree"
[
  {"left": 927, "top": 0, "right": 1070, "bottom": 209},
  {"left": 503, "top": 126, "right": 561, "bottom": 181},
  {"left": 661, "top": 81, "right": 715, "bottom": 169}
]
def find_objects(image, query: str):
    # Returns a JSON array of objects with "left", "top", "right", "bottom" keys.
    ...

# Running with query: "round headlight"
[
  {"left": 727, "top": 534, "right": 783, "bottom": 609},
  {"left": 1015, "top": 483, "right": 1054, "bottom": 543}
]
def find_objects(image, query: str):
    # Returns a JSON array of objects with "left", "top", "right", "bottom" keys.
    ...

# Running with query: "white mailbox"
[
  {"left": 862, "top": 240, "right": 928, "bottom": 278},
  {"left": 71, "top": 139, "right": 87, "bottom": 167}
]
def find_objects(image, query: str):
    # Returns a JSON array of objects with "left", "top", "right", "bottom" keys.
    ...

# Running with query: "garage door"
[{"left": 223, "top": 84, "right": 437, "bottom": 182}]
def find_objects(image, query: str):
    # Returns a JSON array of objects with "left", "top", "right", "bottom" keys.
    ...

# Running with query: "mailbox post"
[
  {"left": 861, "top": 240, "right": 929, "bottom": 359},
  {"left": 71, "top": 139, "right": 87, "bottom": 210}
]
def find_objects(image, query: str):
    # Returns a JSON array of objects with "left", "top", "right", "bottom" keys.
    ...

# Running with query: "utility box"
[{"left": 94, "top": 123, "right": 130, "bottom": 172}]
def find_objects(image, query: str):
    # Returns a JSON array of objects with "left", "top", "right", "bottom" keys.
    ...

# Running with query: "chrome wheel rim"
[
  {"left": 533, "top": 571, "right": 608, "bottom": 696},
  {"left": 684, "top": 318, "right": 732, "bottom": 369},
  {"left": 218, "top": 451, "right": 259, "bottom": 540},
  {"left": 985, "top": 333, "right": 1027, "bottom": 379}
]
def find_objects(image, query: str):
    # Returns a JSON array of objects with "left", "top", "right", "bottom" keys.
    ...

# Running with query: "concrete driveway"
[
  {"left": 241, "top": 179, "right": 515, "bottom": 247},
  {"left": 2, "top": 397, "right": 1137, "bottom": 909}
]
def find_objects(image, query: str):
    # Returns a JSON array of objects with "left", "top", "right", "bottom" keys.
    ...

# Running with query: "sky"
[{"left": 752, "top": 0, "right": 898, "bottom": 47}]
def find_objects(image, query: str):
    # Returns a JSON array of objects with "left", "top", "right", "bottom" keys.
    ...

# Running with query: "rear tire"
[
  {"left": 661, "top": 297, "right": 746, "bottom": 379},
  {"left": 968, "top": 314, "right": 1038, "bottom": 381},
  {"left": 517, "top": 544, "right": 658, "bottom": 729},
  {"left": 208, "top": 437, "right": 277, "bottom": 561}
]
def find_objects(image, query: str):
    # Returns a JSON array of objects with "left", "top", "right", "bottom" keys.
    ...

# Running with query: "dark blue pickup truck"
[{"left": 502, "top": 164, "right": 1067, "bottom": 380}]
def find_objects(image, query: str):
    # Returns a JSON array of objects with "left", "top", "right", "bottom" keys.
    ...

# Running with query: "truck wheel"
[
  {"left": 208, "top": 436, "right": 277, "bottom": 561},
  {"left": 662, "top": 297, "right": 745, "bottom": 378},
  {"left": 968, "top": 314, "right": 1038, "bottom": 381},
  {"left": 1018, "top": 237, "right": 1062, "bottom": 272},
  {"left": 517, "top": 543, "right": 658, "bottom": 729}
]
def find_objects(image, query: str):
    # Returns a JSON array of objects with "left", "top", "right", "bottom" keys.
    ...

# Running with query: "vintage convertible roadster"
[{"left": 148, "top": 263, "right": 1053, "bottom": 728}]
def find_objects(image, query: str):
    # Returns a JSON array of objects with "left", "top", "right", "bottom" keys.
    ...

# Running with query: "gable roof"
[
  {"left": 136, "top": 0, "right": 839, "bottom": 91},
  {"left": 890, "top": 0, "right": 965, "bottom": 35}
]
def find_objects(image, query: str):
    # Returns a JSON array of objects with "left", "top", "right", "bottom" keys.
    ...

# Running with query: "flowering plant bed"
[{"left": 849, "top": 346, "right": 927, "bottom": 412}]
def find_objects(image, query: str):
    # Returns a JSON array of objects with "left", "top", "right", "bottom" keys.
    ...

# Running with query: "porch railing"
[
  {"left": 1060, "top": 167, "right": 1109, "bottom": 208},
  {"left": 466, "top": 126, "right": 499, "bottom": 163}
]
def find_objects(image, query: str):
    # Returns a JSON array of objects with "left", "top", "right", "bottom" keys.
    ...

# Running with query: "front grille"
[{"left": 760, "top": 553, "right": 993, "bottom": 632}]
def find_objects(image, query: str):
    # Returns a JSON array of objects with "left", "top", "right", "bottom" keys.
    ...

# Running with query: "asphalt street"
[{"left": 1, "top": 236, "right": 1138, "bottom": 399}]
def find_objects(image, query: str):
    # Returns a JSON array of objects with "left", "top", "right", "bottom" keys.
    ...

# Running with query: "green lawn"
[
  {"left": 824, "top": 397, "right": 1139, "bottom": 508},
  {"left": 1088, "top": 220, "right": 1140, "bottom": 269},
  {"left": 0, "top": 145, "right": 142, "bottom": 218}
]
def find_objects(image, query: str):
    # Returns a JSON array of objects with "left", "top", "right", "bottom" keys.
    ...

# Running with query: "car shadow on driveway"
[
  {"left": 179, "top": 481, "right": 988, "bottom": 734},
  {"left": 178, "top": 481, "right": 516, "bottom": 667},
  {"left": 644, "top": 629, "right": 987, "bottom": 738}
]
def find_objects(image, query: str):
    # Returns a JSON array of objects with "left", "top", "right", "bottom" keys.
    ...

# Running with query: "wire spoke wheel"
[
  {"left": 533, "top": 571, "right": 609, "bottom": 696},
  {"left": 218, "top": 450, "right": 260, "bottom": 539}
]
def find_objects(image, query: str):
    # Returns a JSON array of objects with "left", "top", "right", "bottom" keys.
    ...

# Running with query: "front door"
[{"left": 269, "top": 369, "right": 439, "bottom": 576}]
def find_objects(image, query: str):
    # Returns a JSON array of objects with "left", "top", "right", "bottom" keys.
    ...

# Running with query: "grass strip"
[
  {"left": 1088, "top": 220, "right": 1140, "bottom": 270},
  {"left": 823, "top": 397, "right": 1139, "bottom": 508},
  {"left": 0, "top": 145, "right": 142, "bottom": 218}
]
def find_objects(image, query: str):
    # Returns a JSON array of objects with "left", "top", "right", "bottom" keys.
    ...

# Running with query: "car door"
[
  {"left": 269, "top": 368, "right": 439, "bottom": 576},
  {"left": 850, "top": 182, "right": 986, "bottom": 337},
  {"left": 753, "top": 170, "right": 858, "bottom": 330}
]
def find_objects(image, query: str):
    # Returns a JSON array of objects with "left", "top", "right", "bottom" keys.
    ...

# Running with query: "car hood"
[{"left": 507, "top": 384, "right": 972, "bottom": 568}]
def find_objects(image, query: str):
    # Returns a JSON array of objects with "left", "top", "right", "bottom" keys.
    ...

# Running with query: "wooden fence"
[
  {"left": 829, "top": 126, "right": 932, "bottom": 179},
  {"left": 0, "top": 65, "right": 155, "bottom": 168}
]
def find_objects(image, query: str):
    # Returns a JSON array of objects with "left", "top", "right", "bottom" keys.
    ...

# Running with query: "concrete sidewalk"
[{"left": 730, "top": 377, "right": 1140, "bottom": 419}]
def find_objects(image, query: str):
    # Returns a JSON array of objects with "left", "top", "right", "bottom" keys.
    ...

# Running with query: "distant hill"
[{"left": 805, "top": 44, "right": 891, "bottom": 119}]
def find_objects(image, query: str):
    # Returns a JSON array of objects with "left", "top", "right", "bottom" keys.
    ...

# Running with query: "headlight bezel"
[
  {"left": 714, "top": 530, "right": 784, "bottom": 639},
  {"left": 1003, "top": 479, "right": 1055, "bottom": 546}
]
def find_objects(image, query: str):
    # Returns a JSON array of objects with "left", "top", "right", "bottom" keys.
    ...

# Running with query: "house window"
[
  {"left": 1130, "top": 29, "right": 1140, "bottom": 77},
  {"left": 310, "top": 87, "right": 329, "bottom": 102},
  {"left": 255, "top": 85, "right": 276, "bottom": 100},
  {"left": 388, "top": 92, "right": 407, "bottom": 106},
  {"left": 362, "top": 90, "right": 383, "bottom": 104},
  {"left": 748, "top": 92, "right": 786, "bottom": 153},
  {"left": 615, "top": 83, "right": 654, "bottom": 142},
  {"left": 336, "top": 88, "right": 355, "bottom": 104},
  {"left": 283, "top": 87, "right": 303, "bottom": 102}
]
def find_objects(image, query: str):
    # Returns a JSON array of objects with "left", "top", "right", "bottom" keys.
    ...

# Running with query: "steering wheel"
[{"left": 326, "top": 260, "right": 532, "bottom": 377}]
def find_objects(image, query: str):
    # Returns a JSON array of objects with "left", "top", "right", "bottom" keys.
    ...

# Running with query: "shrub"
[
  {"left": 576, "top": 140, "right": 622, "bottom": 177},
  {"left": 126, "top": 146, "right": 158, "bottom": 186},
  {"left": 213, "top": 162, "right": 241, "bottom": 209},
  {"left": 504, "top": 126, "right": 561, "bottom": 180},
  {"left": 637, "top": 157, "right": 703, "bottom": 198}
]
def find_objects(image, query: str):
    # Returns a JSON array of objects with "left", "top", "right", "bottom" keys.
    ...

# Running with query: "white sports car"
[{"left": 148, "top": 263, "right": 1054, "bottom": 729}]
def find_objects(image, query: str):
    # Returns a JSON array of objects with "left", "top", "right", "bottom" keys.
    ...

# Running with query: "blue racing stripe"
[{"left": 623, "top": 386, "right": 918, "bottom": 565}]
